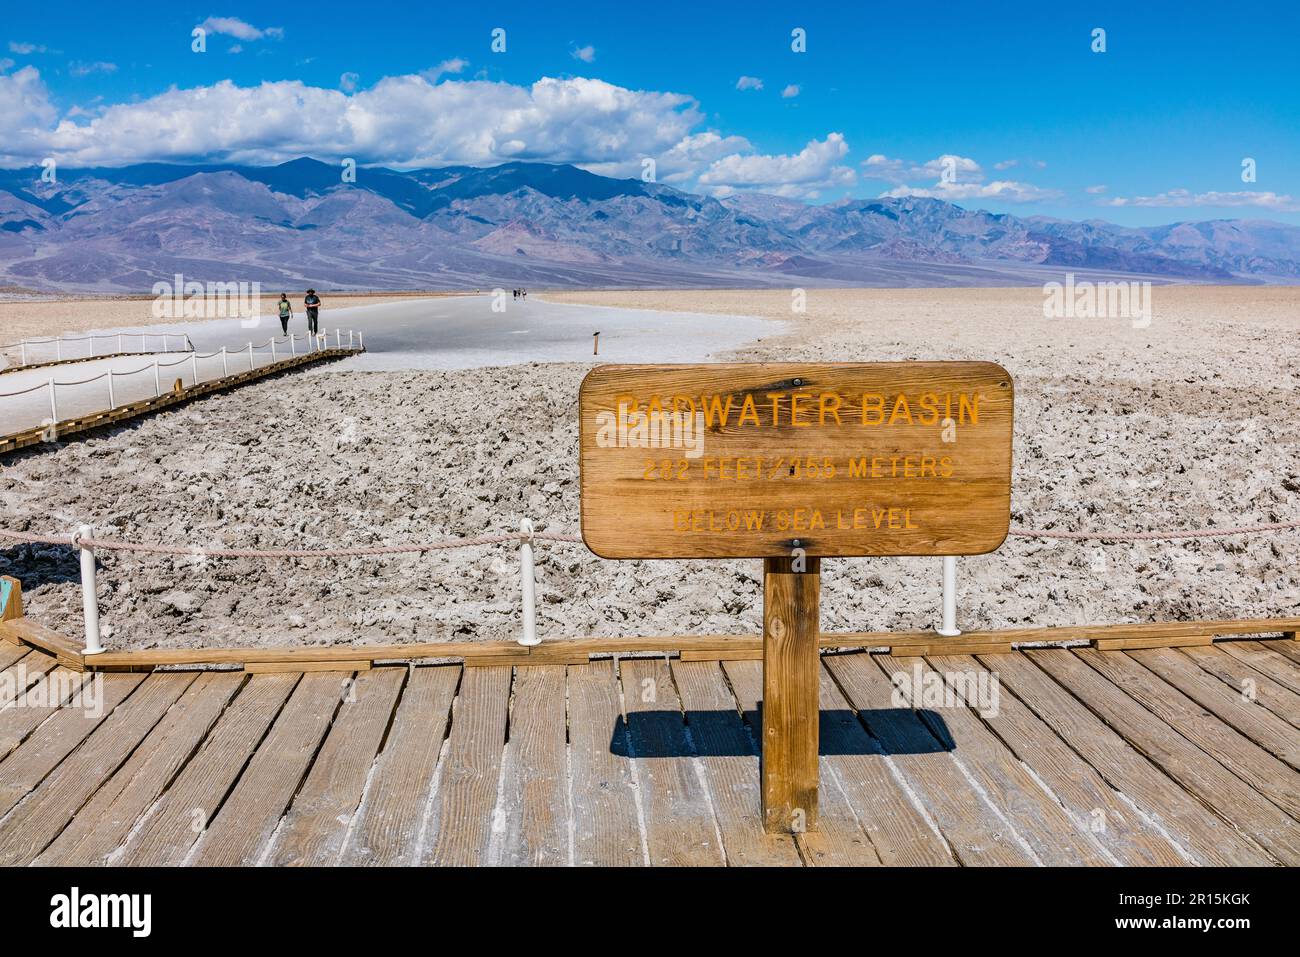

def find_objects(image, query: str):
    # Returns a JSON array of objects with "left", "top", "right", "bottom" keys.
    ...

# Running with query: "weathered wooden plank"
[
  {"left": 1182, "top": 645, "right": 1300, "bottom": 729},
  {"left": 0, "top": 673, "right": 196, "bottom": 865},
  {"left": 670, "top": 659, "right": 800, "bottom": 865},
  {"left": 189, "top": 673, "right": 348, "bottom": 866},
  {"left": 35, "top": 672, "right": 244, "bottom": 866},
  {"left": 874, "top": 654, "right": 1111, "bottom": 865},
  {"left": 733, "top": 657, "right": 952, "bottom": 866},
  {"left": 113, "top": 674, "right": 298, "bottom": 866},
  {"left": 1092, "top": 634, "right": 1213, "bottom": 651},
  {"left": 928, "top": 654, "right": 1187, "bottom": 866},
  {"left": 979, "top": 651, "right": 1272, "bottom": 866},
  {"left": 340, "top": 665, "right": 459, "bottom": 866},
  {"left": 823, "top": 654, "right": 1035, "bottom": 865},
  {"left": 1030, "top": 649, "right": 1299, "bottom": 864},
  {"left": 567, "top": 660, "right": 643, "bottom": 867},
  {"left": 1129, "top": 647, "right": 1300, "bottom": 762},
  {"left": 421, "top": 666, "right": 511, "bottom": 866},
  {"left": 0, "top": 642, "right": 30, "bottom": 672},
  {"left": 0, "top": 661, "right": 87, "bottom": 762},
  {"left": 493, "top": 666, "right": 569, "bottom": 866},
  {"left": 245, "top": 659, "right": 371, "bottom": 674},
  {"left": 619, "top": 657, "right": 723, "bottom": 866},
  {"left": 0, "top": 672, "right": 145, "bottom": 818},
  {"left": 1221, "top": 641, "right": 1300, "bottom": 695},
  {"left": 269, "top": 668, "right": 406, "bottom": 866},
  {"left": 762, "top": 555, "right": 820, "bottom": 833},
  {"left": 1073, "top": 649, "right": 1300, "bottom": 815},
  {"left": 0, "top": 649, "right": 57, "bottom": 705}
]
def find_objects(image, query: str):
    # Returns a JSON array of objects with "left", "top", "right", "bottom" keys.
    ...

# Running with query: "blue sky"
[{"left": 2, "top": 0, "right": 1297, "bottom": 224}]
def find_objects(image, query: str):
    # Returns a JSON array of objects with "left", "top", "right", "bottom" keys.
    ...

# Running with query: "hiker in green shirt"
[{"left": 277, "top": 294, "right": 293, "bottom": 335}]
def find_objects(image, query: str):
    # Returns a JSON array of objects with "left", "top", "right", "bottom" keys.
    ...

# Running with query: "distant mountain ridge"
[{"left": 1, "top": 158, "right": 1297, "bottom": 292}]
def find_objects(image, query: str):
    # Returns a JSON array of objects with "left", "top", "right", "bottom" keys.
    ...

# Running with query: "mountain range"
[{"left": 1, "top": 158, "right": 1298, "bottom": 292}]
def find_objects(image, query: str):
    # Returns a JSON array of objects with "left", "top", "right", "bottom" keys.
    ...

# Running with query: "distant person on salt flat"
[
  {"left": 277, "top": 294, "right": 293, "bottom": 335},
  {"left": 304, "top": 289, "right": 321, "bottom": 337}
]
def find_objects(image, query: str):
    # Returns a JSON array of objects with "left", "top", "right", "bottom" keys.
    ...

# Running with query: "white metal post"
[
  {"left": 358, "top": 331, "right": 364, "bottom": 351},
  {"left": 248, "top": 341, "right": 254, "bottom": 371},
  {"left": 349, "top": 330, "right": 355, "bottom": 349},
  {"left": 107, "top": 373, "right": 115, "bottom": 408},
  {"left": 271, "top": 338, "right": 277, "bottom": 362},
  {"left": 221, "top": 347, "right": 229, "bottom": 377},
  {"left": 936, "top": 555, "right": 961, "bottom": 637},
  {"left": 48, "top": 379, "right": 58, "bottom": 423},
  {"left": 56, "top": 338, "right": 63, "bottom": 361},
  {"left": 77, "top": 525, "right": 104, "bottom": 655},
  {"left": 518, "top": 519, "right": 540, "bottom": 646},
  {"left": 290, "top": 334, "right": 296, "bottom": 357},
  {"left": 191, "top": 353, "right": 199, "bottom": 386},
  {"left": 117, "top": 333, "right": 123, "bottom": 354},
  {"left": 19, "top": 342, "right": 26, "bottom": 366},
  {"left": 335, "top": 329, "right": 341, "bottom": 349},
  {"left": 153, "top": 360, "right": 161, "bottom": 397}
]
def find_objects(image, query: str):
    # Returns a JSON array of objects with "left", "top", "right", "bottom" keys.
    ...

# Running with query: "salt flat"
[{"left": 0, "top": 285, "right": 1296, "bottom": 652}]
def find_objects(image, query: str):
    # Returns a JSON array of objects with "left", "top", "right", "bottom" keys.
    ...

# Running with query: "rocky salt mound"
[{"left": 1, "top": 340, "right": 1297, "bottom": 650}]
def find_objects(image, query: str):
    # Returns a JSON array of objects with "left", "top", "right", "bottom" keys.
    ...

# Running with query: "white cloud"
[
  {"left": 423, "top": 58, "right": 468, "bottom": 81},
  {"left": 8, "top": 42, "right": 47, "bottom": 55},
  {"left": 863, "top": 153, "right": 983, "bottom": 185},
  {"left": 880, "top": 180, "right": 1063, "bottom": 203},
  {"left": 0, "top": 58, "right": 14, "bottom": 72},
  {"left": 571, "top": 45, "right": 596, "bottom": 63},
  {"left": 339, "top": 72, "right": 360, "bottom": 93},
  {"left": 11, "top": 73, "right": 707, "bottom": 171},
  {"left": 70, "top": 61, "right": 117, "bottom": 77},
  {"left": 1101, "top": 188, "right": 1300, "bottom": 212},
  {"left": 735, "top": 76, "right": 763, "bottom": 91},
  {"left": 699, "top": 133, "right": 855, "bottom": 199},
  {"left": 993, "top": 159, "right": 1017, "bottom": 170},
  {"left": 1085, "top": 184, "right": 1107, "bottom": 194},
  {"left": 197, "top": 17, "right": 284, "bottom": 42},
  {"left": 781, "top": 84, "right": 799, "bottom": 98}
]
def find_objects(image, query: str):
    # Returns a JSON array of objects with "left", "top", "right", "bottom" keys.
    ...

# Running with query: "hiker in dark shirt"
[
  {"left": 304, "top": 289, "right": 321, "bottom": 336},
  {"left": 277, "top": 294, "right": 293, "bottom": 335}
]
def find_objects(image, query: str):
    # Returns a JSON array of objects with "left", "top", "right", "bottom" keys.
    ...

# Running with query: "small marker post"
[{"left": 593, "top": 331, "right": 600, "bottom": 355}]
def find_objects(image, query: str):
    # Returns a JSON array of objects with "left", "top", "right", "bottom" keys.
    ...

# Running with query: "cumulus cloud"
[
  {"left": 197, "top": 17, "right": 283, "bottom": 42},
  {"left": 8, "top": 42, "right": 47, "bottom": 55},
  {"left": 0, "top": 58, "right": 14, "bottom": 72},
  {"left": 863, "top": 153, "right": 983, "bottom": 185},
  {"left": 699, "top": 133, "right": 855, "bottom": 199},
  {"left": 862, "top": 152, "right": 1059, "bottom": 203},
  {"left": 781, "top": 84, "right": 799, "bottom": 98},
  {"left": 1101, "top": 188, "right": 1299, "bottom": 212},
  {"left": 880, "top": 181, "right": 1063, "bottom": 203},
  {"left": 421, "top": 58, "right": 468, "bottom": 82},
  {"left": 571, "top": 45, "right": 596, "bottom": 63},
  {"left": 9, "top": 73, "right": 706, "bottom": 170},
  {"left": 735, "top": 76, "right": 763, "bottom": 91},
  {"left": 339, "top": 72, "right": 360, "bottom": 93},
  {"left": 0, "top": 67, "right": 60, "bottom": 165},
  {"left": 70, "top": 61, "right": 117, "bottom": 77},
  {"left": 1085, "top": 184, "right": 1107, "bottom": 194}
]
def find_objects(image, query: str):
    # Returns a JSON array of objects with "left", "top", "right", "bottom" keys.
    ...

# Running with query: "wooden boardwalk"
[{"left": 0, "top": 639, "right": 1297, "bottom": 866}]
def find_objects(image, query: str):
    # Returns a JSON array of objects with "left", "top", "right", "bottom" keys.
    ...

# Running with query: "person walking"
[
  {"left": 304, "top": 289, "right": 321, "bottom": 337},
  {"left": 277, "top": 294, "right": 293, "bottom": 335}
]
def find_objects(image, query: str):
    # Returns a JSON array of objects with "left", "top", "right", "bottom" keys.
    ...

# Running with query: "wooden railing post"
[{"left": 761, "top": 555, "right": 820, "bottom": 834}]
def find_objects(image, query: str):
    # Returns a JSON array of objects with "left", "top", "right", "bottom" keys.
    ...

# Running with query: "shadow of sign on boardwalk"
[{"left": 614, "top": 709, "right": 955, "bottom": 757}]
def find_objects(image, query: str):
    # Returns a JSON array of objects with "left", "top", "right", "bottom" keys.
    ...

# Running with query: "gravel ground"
[{"left": 0, "top": 286, "right": 1297, "bottom": 650}]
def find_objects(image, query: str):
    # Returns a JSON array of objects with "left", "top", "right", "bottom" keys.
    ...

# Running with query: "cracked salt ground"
[{"left": 0, "top": 287, "right": 1297, "bottom": 651}]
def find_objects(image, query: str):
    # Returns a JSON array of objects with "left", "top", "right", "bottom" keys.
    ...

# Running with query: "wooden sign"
[{"left": 579, "top": 362, "right": 1013, "bottom": 559}]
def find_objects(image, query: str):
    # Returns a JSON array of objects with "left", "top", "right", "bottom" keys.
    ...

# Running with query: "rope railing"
[
  {"left": 2, "top": 331, "right": 196, "bottom": 367},
  {"left": 0, "top": 330, "right": 362, "bottom": 419},
  {"left": 0, "top": 513, "right": 1294, "bottom": 656}
]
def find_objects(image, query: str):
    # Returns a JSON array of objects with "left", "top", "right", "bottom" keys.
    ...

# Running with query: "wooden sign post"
[{"left": 579, "top": 362, "right": 1013, "bottom": 833}]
